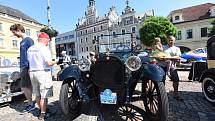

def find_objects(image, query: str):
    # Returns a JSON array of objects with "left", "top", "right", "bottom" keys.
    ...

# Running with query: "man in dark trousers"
[{"left": 10, "top": 24, "right": 35, "bottom": 112}]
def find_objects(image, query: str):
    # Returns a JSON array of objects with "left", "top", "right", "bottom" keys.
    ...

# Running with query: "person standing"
[
  {"left": 89, "top": 51, "right": 96, "bottom": 63},
  {"left": 59, "top": 51, "right": 71, "bottom": 69},
  {"left": 10, "top": 24, "right": 35, "bottom": 112},
  {"left": 27, "top": 32, "right": 57, "bottom": 120},
  {"left": 164, "top": 35, "right": 183, "bottom": 101}
]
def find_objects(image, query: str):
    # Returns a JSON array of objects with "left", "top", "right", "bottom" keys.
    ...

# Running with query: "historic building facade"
[
  {"left": 76, "top": 0, "right": 154, "bottom": 59},
  {"left": 55, "top": 30, "right": 77, "bottom": 59},
  {"left": 168, "top": 3, "right": 215, "bottom": 49},
  {"left": 0, "top": 4, "right": 44, "bottom": 66}
]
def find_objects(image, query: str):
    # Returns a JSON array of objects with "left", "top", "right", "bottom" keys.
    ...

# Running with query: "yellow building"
[{"left": 0, "top": 4, "right": 44, "bottom": 66}]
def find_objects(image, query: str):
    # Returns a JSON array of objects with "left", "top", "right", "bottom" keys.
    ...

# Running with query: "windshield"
[{"left": 98, "top": 34, "right": 132, "bottom": 53}]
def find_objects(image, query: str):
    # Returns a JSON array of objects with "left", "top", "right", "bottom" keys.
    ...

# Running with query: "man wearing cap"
[
  {"left": 89, "top": 51, "right": 96, "bottom": 63},
  {"left": 59, "top": 50, "right": 71, "bottom": 69},
  {"left": 27, "top": 32, "right": 57, "bottom": 120},
  {"left": 10, "top": 24, "right": 35, "bottom": 112}
]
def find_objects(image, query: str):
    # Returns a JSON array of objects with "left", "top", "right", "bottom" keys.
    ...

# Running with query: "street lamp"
[{"left": 47, "top": 0, "right": 51, "bottom": 27}]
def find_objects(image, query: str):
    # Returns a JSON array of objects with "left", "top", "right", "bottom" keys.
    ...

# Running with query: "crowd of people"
[{"left": 10, "top": 23, "right": 184, "bottom": 120}]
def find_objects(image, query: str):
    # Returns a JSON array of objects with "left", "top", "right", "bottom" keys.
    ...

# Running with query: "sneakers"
[
  {"left": 23, "top": 103, "right": 35, "bottom": 112},
  {"left": 38, "top": 112, "right": 51, "bottom": 120},
  {"left": 38, "top": 113, "right": 46, "bottom": 120}
]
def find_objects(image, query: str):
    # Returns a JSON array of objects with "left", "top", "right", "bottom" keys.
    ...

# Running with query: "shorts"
[
  {"left": 20, "top": 67, "right": 32, "bottom": 88},
  {"left": 29, "top": 70, "right": 53, "bottom": 98},
  {"left": 170, "top": 68, "right": 179, "bottom": 82},
  {"left": 160, "top": 66, "right": 179, "bottom": 85}
]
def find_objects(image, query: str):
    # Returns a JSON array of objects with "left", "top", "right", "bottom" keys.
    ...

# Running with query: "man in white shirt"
[
  {"left": 59, "top": 51, "right": 71, "bottom": 69},
  {"left": 164, "top": 35, "right": 183, "bottom": 101},
  {"left": 27, "top": 32, "right": 57, "bottom": 120}
]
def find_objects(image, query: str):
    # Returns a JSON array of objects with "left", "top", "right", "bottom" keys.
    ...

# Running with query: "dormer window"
[
  {"left": 209, "top": 8, "right": 215, "bottom": 17},
  {"left": 175, "top": 16, "right": 180, "bottom": 20}
]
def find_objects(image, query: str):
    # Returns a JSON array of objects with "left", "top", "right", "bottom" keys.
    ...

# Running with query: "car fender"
[
  {"left": 59, "top": 65, "right": 81, "bottom": 82},
  {"left": 200, "top": 68, "right": 215, "bottom": 82},
  {"left": 143, "top": 64, "right": 165, "bottom": 82}
]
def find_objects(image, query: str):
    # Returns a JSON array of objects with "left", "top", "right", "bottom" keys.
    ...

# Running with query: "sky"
[{"left": 0, "top": 0, "right": 214, "bottom": 33}]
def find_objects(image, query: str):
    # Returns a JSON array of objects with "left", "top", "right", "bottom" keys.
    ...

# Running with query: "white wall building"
[
  {"left": 55, "top": 30, "right": 77, "bottom": 59},
  {"left": 76, "top": 0, "right": 154, "bottom": 59},
  {"left": 168, "top": 3, "right": 215, "bottom": 49}
]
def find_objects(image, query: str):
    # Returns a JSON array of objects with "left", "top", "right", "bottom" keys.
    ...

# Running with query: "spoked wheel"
[
  {"left": 59, "top": 80, "right": 82, "bottom": 117},
  {"left": 142, "top": 79, "right": 168, "bottom": 121},
  {"left": 202, "top": 75, "right": 215, "bottom": 103}
]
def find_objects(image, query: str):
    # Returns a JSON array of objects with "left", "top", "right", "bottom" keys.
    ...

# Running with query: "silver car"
[{"left": 0, "top": 66, "right": 23, "bottom": 103}]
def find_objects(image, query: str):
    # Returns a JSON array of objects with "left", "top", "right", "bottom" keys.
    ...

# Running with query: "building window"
[
  {"left": 122, "top": 29, "right": 125, "bottom": 35},
  {"left": 36, "top": 31, "right": 40, "bottom": 36},
  {"left": 26, "top": 29, "right": 31, "bottom": 36},
  {"left": 81, "top": 47, "right": 84, "bottom": 52},
  {"left": 177, "top": 31, "right": 182, "bottom": 40},
  {"left": 63, "top": 36, "right": 68, "bottom": 40},
  {"left": 186, "top": 29, "right": 193, "bottom": 39},
  {"left": 12, "top": 40, "right": 18, "bottom": 48},
  {"left": 94, "top": 27, "right": 96, "bottom": 32},
  {"left": 101, "top": 34, "right": 103, "bottom": 39},
  {"left": 0, "top": 23, "right": 2, "bottom": 31},
  {"left": 132, "top": 27, "right": 136, "bottom": 33},
  {"left": 0, "top": 38, "right": 3, "bottom": 47},
  {"left": 69, "top": 35, "right": 74, "bottom": 39},
  {"left": 80, "top": 31, "right": 83, "bottom": 35},
  {"left": 113, "top": 32, "right": 116, "bottom": 38},
  {"left": 175, "top": 16, "right": 180, "bottom": 20},
  {"left": 86, "top": 47, "right": 89, "bottom": 51},
  {"left": 80, "top": 39, "right": 83, "bottom": 43},
  {"left": 100, "top": 25, "right": 103, "bottom": 30},
  {"left": 85, "top": 30, "right": 88, "bottom": 34},
  {"left": 85, "top": 37, "right": 88, "bottom": 42},
  {"left": 201, "top": 27, "right": 208, "bottom": 37}
]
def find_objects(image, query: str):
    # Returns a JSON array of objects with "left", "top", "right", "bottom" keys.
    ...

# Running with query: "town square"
[{"left": 0, "top": 0, "right": 215, "bottom": 121}]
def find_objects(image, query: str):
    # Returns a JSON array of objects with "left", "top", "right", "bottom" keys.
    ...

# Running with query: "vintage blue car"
[
  {"left": 180, "top": 47, "right": 207, "bottom": 63},
  {"left": 58, "top": 33, "right": 169, "bottom": 121}
]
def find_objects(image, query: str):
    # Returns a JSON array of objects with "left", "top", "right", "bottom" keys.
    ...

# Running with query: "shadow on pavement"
[{"left": 168, "top": 91, "right": 215, "bottom": 121}]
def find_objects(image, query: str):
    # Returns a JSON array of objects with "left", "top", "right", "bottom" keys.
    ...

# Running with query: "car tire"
[
  {"left": 142, "top": 79, "right": 168, "bottom": 121},
  {"left": 59, "top": 80, "right": 82, "bottom": 118},
  {"left": 202, "top": 75, "right": 215, "bottom": 103}
]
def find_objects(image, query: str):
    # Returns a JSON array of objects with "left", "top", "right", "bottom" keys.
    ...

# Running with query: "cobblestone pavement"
[{"left": 0, "top": 70, "right": 215, "bottom": 121}]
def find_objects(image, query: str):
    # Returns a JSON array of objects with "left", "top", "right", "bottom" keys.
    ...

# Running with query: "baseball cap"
[
  {"left": 61, "top": 51, "right": 66, "bottom": 54},
  {"left": 38, "top": 32, "right": 49, "bottom": 39}
]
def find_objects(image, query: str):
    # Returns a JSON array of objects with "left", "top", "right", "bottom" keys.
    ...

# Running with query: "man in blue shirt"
[{"left": 10, "top": 24, "right": 35, "bottom": 112}]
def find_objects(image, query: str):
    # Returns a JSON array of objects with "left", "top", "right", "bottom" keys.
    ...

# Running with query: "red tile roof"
[{"left": 170, "top": 3, "right": 215, "bottom": 22}]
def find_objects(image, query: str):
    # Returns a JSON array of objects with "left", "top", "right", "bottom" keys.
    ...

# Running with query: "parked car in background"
[
  {"left": 180, "top": 47, "right": 207, "bottom": 63},
  {"left": 178, "top": 46, "right": 191, "bottom": 54},
  {"left": 0, "top": 66, "right": 23, "bottom": 103}
]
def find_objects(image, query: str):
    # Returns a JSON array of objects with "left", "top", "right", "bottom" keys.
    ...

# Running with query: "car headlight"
[
  {"left": 78, "top": 58, "right": 91, "bottom": 71},
  {"left": 125, "top": 56, "right": 142, "bottom": 71}
]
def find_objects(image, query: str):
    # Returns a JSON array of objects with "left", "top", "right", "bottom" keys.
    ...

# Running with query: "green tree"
[
  {"left": 208, "top": 19, "right": 215, "bottom": 37},
  {"left": 40, "top": 26, "right": 58, "bottom": 38},
  {"left": 139, "top": 16, "right": 177, "bottom": 46}
]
